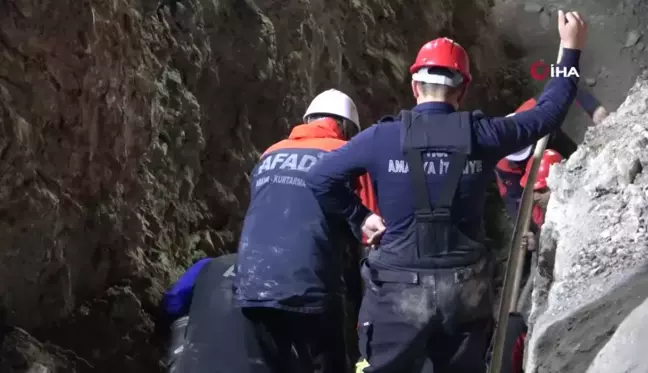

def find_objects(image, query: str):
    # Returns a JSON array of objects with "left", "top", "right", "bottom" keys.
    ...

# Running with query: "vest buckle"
[{"left": 432, "top": 208, "right": 451, "bottom": 218}]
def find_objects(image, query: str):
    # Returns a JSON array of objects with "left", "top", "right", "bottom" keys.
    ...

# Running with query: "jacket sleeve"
[
  {"left": 472, "top": 48, "right": 581, "bottom": 160},
  {"left": 305, "top": 126, "right": 377, "bottom": 232},
  {"left": 159, "top": 258, "right": 212, "bottom": 322},
  {"left": 575, "top": 88, "right": 603, "bottom": 118},
  {"left": 355, "top": 173, "right": 379, "bottom": 245}
]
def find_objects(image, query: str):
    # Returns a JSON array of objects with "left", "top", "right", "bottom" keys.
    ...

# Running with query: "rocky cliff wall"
[
  {"left": 525, "top": 71, "right": 648, "bottom": 373},
  {"left": 0, "top": 0, "right": 524, "bottom": 371}
]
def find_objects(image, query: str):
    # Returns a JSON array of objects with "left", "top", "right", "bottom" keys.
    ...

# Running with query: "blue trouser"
[{"left": 357, "top": 257, "right": 494, "bottom": 373}]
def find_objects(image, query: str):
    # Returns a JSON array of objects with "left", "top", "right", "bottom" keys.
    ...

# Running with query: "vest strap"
[{"left": 401, "top": 110, "right": 468, "bottom": 221}]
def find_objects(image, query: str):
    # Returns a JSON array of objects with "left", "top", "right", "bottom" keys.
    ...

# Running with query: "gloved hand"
[
  {"left": 521, "top": 232, "right": 537, "bottom": 251},
  {"left": 362, "top": 213, "right": 386, "bottom": 246}
]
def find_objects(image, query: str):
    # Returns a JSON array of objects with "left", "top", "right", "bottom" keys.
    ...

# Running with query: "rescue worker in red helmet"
[
  {"left": 500, "top": 150, "right": 564, "bottom": 373},
  {"left": 517, "top": 148, "right": 563, "bottom": 289},
  {"left": 233, "top": 89, "right": 378, "bottom": 373},
  {"left": 495, "top": 89, "right": 607, "bottom": 232},
  {"left": 509, "top": 150, "right": 564, "bottom": 373},
  {"left": 520, "top": 149, "right": 563, "bottom": 229},
  {"left": 306, "top": 10, "right": 587, "bottom": 373},
  {"left": 494, "top": 89, "right": 600, "bottom": 373}
]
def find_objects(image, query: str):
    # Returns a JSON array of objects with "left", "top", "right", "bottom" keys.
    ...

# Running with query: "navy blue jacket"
[
  {"left": 305, "top": 49, "right": 581, "bottom": 247},
  {"left": 233, "top": 119, "right": 361, "bottom": 313}
]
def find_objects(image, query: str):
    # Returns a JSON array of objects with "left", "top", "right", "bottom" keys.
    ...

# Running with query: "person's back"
[
  {"left": 156, "top": 255, "right": 268, "bottom": 373},
  {"left": 234, "top": 89, "right": 375, "bottom": 373},
  {"left": 234, "top": 117, "right": 354, "bottom": 310},
  {"left": 356, "top": 110, "right": 499, "bottom": 248}
]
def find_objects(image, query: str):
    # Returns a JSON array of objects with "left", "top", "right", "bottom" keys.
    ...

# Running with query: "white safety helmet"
[
  {"left": 303, "top": 89, "right": 361, "bottom": 136},
  {"left": 504, "top": 113, "right": 533, "bottom": 161},
  {"left": 505, "top": 145, "right": 533, "bottom": 161}
]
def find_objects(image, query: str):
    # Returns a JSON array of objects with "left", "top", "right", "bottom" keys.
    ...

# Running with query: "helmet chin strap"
[{"left": 338, "top": 118, "right": 360, "bottom": 140}]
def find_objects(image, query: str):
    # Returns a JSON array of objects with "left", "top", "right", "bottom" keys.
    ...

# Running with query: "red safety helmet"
[
  {"left": 520, "top": 149, "right": 564, "bottom": 190},
  {"left": 409, "top": 38, "right": 472, "bottom": 84}
]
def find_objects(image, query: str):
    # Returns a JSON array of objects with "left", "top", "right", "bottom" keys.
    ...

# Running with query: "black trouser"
[
  {"left": 359, "top": 291, "right": 493, "bottom": 373},
  {"left": 358, "top": 259, "right": 494, "bottom": 373},
  {"left": 242, "top": 307, "right": 348, "bottom": 373},
  {"left": 344, "top": 244, "right": 368, "bottom": 363}
]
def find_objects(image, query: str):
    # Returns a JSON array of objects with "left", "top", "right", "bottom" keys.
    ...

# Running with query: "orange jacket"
[
  {"left": 356, "top": 173, "right": 379, "bottom": 245},
  {"left": 263, "top": 118, "right": 379, "bottom": 244}
]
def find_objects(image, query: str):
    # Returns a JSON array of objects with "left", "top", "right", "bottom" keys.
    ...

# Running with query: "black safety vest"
[{"left": 369, "top": 110, "right": 487, "bottom": 271}]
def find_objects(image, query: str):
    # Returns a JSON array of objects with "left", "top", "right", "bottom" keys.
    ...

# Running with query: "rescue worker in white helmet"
[
  {"left": 233, "top": 89, "right": 378, "bottom": 373},
  {"left": 306, "top": 10, "right": 587, "bottom": 373}
]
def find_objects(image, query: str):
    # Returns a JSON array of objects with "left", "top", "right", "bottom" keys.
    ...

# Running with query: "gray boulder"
[
  {"left": 586, "top": 295, "right": 648, "bottom": 373},
  {"left": 525, "top": 71, "right": 648, "bottom": 373}
]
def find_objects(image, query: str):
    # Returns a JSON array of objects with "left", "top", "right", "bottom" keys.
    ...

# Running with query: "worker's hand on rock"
[
  {"left": 362, "top": 213, "right": 386, "bottom": 246},
  {"left": 558, "top": 10, "right": 587, "bottom": 50},
  {"left": 592, "top": 106, "right": 609, "bottom": 125},
  {"left": 521, "top": 231, "right": 537, "bottom": 252}
]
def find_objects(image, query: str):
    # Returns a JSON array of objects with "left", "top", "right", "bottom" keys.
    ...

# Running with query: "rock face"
[
  {"left": 494, "top": 0, "right": 648, "bottom": 143},
  {"left": 0, "top": 0, "right": 524, "bottom": 371},
  {"left": 525, "top": 71, "right": 648, "bottom": 373},
  {"left": 586, "top": 296, "right": 648, "bottom": 373}
]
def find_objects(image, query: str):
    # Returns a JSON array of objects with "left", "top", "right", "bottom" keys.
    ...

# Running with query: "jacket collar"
[{"left": 288, "top": 118, "right": 344, "bottom": 140}]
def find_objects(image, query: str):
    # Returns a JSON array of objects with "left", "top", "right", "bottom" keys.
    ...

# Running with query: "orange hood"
[{"left": 288, "top": 118, "right": 344, "bottom": 141}]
